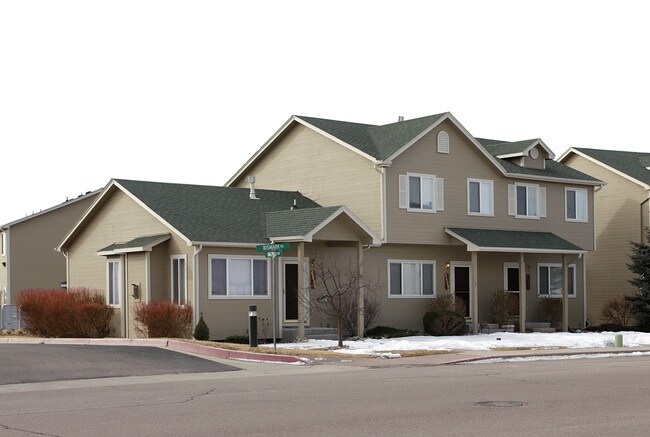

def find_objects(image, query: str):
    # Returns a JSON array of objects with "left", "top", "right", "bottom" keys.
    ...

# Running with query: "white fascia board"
[
  {"left": 268, "top": 236, "right": 307, "bottom": 243},
  {"left": 3, "top": 189, "right": 102, "bottom": 229},
  {"left": 189, "top": 241, "right": 259, "bottom": 248},
  {"left": 384, "top": 113, "right": 509, "bottom": 177},
  {"left": 57, "top": 180, "right": 117, "bottom": 251},
  {"left": 293, "top": 117, "right": 377, "bottom": 162},
  {"left": 505, "top": 172, "right": 605, "bottom": 186},
  {"left": 225, "top": 115, "right": 378, "bottom": 187},
  {"left": 225, "top": 115, "right": 296, "bottom": 186},
  {"left": 558, "top": 148, "right": 649, "bottom": 190},
  {"left": 527, "top": 139, "right": 555, "bottom": 159},
  {"left": 304, "top": 206, "right": 382, "bottom": 245},
  {"left": 444, "top": 228, "right": 584, "bottom": 254}
]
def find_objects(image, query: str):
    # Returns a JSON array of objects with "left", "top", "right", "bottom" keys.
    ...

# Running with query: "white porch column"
[
  {"left": 357, "top": 241, "right": 365, "bottom": 338},
  {"left": 519, "top": 252, "right": 526, "bottom": 333},
  {"left": 562, "top": 254, "right": 569, "bottom": 332},
  {"left": 471, "top": 251, "right": 479, "bottom": 335},
  {"left": 297, "top": 242, "right": 305, "bottom": 339}
]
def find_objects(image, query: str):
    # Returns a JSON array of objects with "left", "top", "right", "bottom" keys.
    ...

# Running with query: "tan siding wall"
[
  {"left": 312, "top": 214, "right": 368, "bottom": 242},
  {"left": 126, "top": 253, "right": 146, "bottom": 338},
  {"left": 234, "top": 124, "right": 383, "bottom": 237},
  {"left": 386, "top": 119, "right": 595, "bottom": 250},
  {"left": 361, "top": 244, "right": 585, "bottom": 331},
  {"left": 0, "top": 231, "right": 7, "bottom": 304},
  {"left": 66, "top": 188, "right": 193, "bottom": 337},
  {"left": 4, "top": 195, "right": 97, "bottom": 304},
  {"left": 563, "top": 153, "right": 647, "bottom": 324}
]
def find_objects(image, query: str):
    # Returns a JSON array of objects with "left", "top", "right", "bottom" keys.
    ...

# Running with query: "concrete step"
[
  {"left": 525, "top": 322, "right": 553, "bottom": 329},
  {"left": 531, "top": 327, "right": 557, "bottom": 333}
]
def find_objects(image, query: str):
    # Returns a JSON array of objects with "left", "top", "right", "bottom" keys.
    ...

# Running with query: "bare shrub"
[
  {"left": 539, "top": 298, "right": 562, "bottom": 328},
  {"left": 133, "top": 301, "right": 192, "bottom": 338},
  {"left": 601, "top": 297, "right": 635, "bottom": 327}
]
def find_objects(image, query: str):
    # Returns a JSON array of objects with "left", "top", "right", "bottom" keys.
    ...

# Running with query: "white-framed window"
[
  {"left": 388, "top": 260, "right": 436, "bottom": 297},
  {"left": 508, "top": 183, "right": 546, "bottom": 219},
  {"left": 209, "top": 255, "right": 269, "bottom": 298},
  {"left": 1, "top": 232, "right": 5, "bottom": 256},
  {"left": 437, "top": 130, "right": 449, "bottom": 153},
  {"left": 106, "top": 259, "right": 121, "bottom": 307},
  {"left": 171, "top": 255, "right": 187, "bottom": 305},
  {"left": 399, "top": 173, "right": 444, "bottom": 212},
  {"left": 503, "top": 263, "right": 520, "bottom": 293},
  {"left": 538, "top": 263, "right": 576, "bottom": 298},
  {"left": 565, "top": 187, "right": 588, "bottom": 222},
  {"left": 467, "top": 179, "right": 494, "bottom": 216}
]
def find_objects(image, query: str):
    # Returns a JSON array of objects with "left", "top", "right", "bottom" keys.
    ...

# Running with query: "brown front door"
[{"left": 284, "top": 263, "right": 298, "bottom": 322}]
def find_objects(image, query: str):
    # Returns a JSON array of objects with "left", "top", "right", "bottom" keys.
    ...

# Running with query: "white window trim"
[
  {"left": 467, "top": 178, "right": 494, "bottom": 216},
  {"left": 171, "top": 254, "right": 188, "bottom": 305},
  {"left": 106, "top": 258, "right": 121, "bottom": 308},
  {"left": 565, "top": 187, "right": 589, "bottom": 222},
  {"left": 514, "top": 183, "right": 541, "bottom": 220},
  {"left": 503, "top": 262, "right": 520, "bottom": 293},
  {"left": 387, "top": 259, "right": 436, "bottom": 298},
  {"left": 208, "top": 254, "right": 271, "bottom": 299},
  {"left": 1, "top": 232, "right": 5, "bottom": 256},
  {"left": 537, "top": 263, "right": 576, "bottom": 298},
  {"left": 406, "top": 172, "right": 436, "bottom": 213}
]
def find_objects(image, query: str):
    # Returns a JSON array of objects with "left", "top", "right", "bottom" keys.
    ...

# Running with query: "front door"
[
  {"left": 451, "top": 262, "right": 471, "bottom": 318},
  {"left": 284, "top": 262, "right": 299, "bottom": 322}
]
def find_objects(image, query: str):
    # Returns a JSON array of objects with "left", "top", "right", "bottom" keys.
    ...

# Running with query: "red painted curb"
[{"left": 166, "top": 340, "right": 306, "bottom": 364}]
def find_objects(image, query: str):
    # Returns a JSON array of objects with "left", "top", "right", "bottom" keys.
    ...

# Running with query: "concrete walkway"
[{"left": 3, "top": 336, "right": 650, "bottom": 367}]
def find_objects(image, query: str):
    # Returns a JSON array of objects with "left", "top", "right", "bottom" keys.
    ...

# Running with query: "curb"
[
  {"left": 0, "top": 337, "right": 306, "bottom": 364},
  {"left": 441, "top": 347, "right": 650, "bottom": 365}
]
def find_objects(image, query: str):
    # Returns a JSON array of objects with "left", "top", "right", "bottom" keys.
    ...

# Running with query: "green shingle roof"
[
  {"left": 446, "top": 228, "right": 584, "bottom": 252},
  {"left": 573, "top": 148, "right": 650, "bottom": 186},
  {"left": 265, "top": 206, "right": 342, "bottom": 238},
  {"left": 98, "top": 234, "right": 170, "bottom": 253},
  {"left": 114, "top": 179, "right": 320, "bottom": 243},
  {"left": 297, "top": 113, "right": 447, "bottom": 160},
  {"left": 478, "top": 138, "right": 539, "bottom": 156}
]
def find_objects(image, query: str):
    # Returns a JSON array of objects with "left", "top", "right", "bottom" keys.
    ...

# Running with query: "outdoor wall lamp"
[{"left": 131, "top": 283, "right": 140, "bottom": 299}]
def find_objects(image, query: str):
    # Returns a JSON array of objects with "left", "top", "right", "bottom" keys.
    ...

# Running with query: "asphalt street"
[
  {"left": 1, "top": 346, "right": 649, "bottom": 436},
  {"left": 0, "top": 344, "right": 239, "bottom": 385}
]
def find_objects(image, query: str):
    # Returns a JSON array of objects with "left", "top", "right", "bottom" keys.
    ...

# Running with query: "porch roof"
[
  {"left": 445, "top": 227, "right": 584, "bottom": 254},
  {"left": 97, "top": 233, "right": 170, "bottom": 256}
]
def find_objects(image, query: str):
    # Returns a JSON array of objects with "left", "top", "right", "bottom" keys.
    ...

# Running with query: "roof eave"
[
  {"left": 445, "top": 228, "right": 585, "bottom": 254},
  {"left": 558, "top": 148, "right": 649, "bottom": 190},
  {"left": 504, "top": 172, "right": 605, "bottom": 186}
]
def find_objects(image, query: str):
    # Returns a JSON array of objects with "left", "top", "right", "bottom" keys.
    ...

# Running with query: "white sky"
[{"left": 1, "top": 0, "right": 648, "bottom": 225}]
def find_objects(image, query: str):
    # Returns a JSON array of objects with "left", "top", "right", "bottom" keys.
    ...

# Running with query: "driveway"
[{"left": 0, "top": 344, "right": 239, "bottom": 385}]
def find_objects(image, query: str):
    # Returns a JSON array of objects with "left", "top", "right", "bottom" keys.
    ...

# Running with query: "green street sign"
[
  {"left": 264, "top": 250, "right": 282, "bottom": 258},
  {"left": 256, "top": 242, "right": 290, "bottom": 252}
]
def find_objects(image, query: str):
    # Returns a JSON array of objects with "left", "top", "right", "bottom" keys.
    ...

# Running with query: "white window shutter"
[
  {"left": 399, "top": 175, "right": 408, "bottom": 209},
  {"left": 437, "top": 131, "right": 450, "bottom": 154},
  {"left": 436, "top": 178, "right": 444, "bottom": 211},
  {"left": 508, "top": 184, "right": 516, "bottom": 216},
  {"left": 539, "top": 187, "right": 547, "bottom": 218}
]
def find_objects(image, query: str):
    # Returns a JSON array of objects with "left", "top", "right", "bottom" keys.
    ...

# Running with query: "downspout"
[
  {"left": 5, "top": 229, "right": 10, "bottom": 304},
  {"left": 193, "top": 244, "right": 203, "bottom": 328},
  {"left": 373, "top": 161, "right": 390, "bottom": 243},
  {"left": 122, "top": 254, "right": 128, "bottom": 338},
  {"left": 641, "top": 194, "right": 650, "bottom": 242},
  {"left": 62, "top": 251, "right": 69, "bottom": 291}
]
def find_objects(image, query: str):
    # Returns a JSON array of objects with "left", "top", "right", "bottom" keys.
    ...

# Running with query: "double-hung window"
[
  {"left": 209, "top": 256, "right": 269, "bottom": 298},
  {"left": 399, "top": 173, "right": 444, "bottom": 212},
  {"left": 171, "top": 255, "right": 187, "bottom": 305},
  {"left": 538, "top": 264, "right": 576, "bottom": 297},
  {"left": 107, "top": 259, "right": 121, "bottom": 306},
  {"left": 389, "top": 260, "right": 435, "bottom": 297},
  {"left": 468, "top": 179, "right": 494, "bottom": 215},
  {"left": 566, "top": 188, "right": 588, "bottom": 222},
  {"left": 508, "top": 183, "right": 546, "bottom": 218}
]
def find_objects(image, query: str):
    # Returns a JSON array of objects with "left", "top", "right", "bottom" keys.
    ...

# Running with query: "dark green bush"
[
  {"left": 193, "top": 313, "right": 210, "bottom": 341},
  {"left": 223, "top": 334, "right": 249, "bottom": 344},
  {"left": 365, "top": 325, "right": 419, "bottom": 338}
]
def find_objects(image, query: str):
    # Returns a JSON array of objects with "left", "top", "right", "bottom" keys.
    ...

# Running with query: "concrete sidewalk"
[{"left": 3, "top": 336, "right": 650, "bottom": 367}]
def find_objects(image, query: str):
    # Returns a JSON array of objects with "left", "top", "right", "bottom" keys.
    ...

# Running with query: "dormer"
[{"left": 477, "top": 138, "right": 554, "bottom": 170}]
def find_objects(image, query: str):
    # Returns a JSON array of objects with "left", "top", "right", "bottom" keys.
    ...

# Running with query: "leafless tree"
[{"left": 301, "top": 258, "right": 381, "bottom": 347}]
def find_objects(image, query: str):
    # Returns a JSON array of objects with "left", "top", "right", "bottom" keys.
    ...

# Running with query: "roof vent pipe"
[
  {"left": 291, "top": 199, "right": 298, "bottom": 210},
  {"left": 398, "top": 116, "right": 404, "bottom": 122},
  {"left": 248, "top": 176, "right": 259, "bottom": 200}
]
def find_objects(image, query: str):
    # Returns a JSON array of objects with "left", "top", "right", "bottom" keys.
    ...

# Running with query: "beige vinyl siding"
[
  {"left": 233, "top": 124, "right": 383, "bottom": 237},
  {"left": 3, "top": 194, "right": 96, "bottom": 304},
  {"left": 125, "top": 253, "right": 146, "bottom": 338},
  {"left": 386, "top": 119, "right": 595, "bottom": 250},
  {"left": 66, "top": 188, "right": 193, "bottom": 337},
  {"left": 562, "top": 153, "right": 646, "bottom": 324}
]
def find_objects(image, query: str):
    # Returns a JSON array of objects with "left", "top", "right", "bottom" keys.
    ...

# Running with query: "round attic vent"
[{"left": 529, "top": 147, "right": 539, "bottom": 159}]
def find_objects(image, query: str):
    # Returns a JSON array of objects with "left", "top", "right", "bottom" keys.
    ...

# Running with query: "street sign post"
[{"left": 256, "top": 243, "right": 290, "bottom": 350}]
